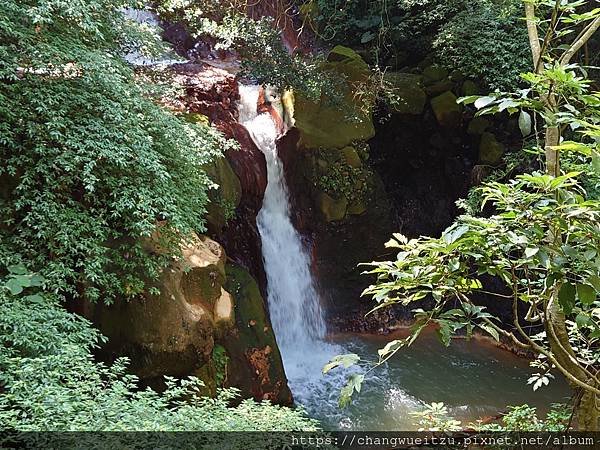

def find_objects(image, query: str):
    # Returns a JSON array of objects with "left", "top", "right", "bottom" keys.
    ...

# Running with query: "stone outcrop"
[
  {"left": 294, "top": 46, "right": 375, "bottom": 149},
  {"left": 84, "top": 234, "right": 291, "bottom": 403},
  {"left": 223, "top": 263, "right": 292, "bottom": 404},
  {"left": 384, "top": 72, "right": 427, "bottom": 115}
]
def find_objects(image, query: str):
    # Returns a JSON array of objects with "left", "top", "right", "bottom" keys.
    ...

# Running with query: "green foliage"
[
  {"left": 156, "top": 0, "right": 342, "bottom": 102},
  {"left": 412, "top": 402, "right": 571, "bottom": 431},
  {"left": 313, "top": 147, "right": 372, "bottom": 203},
  {"left": 317, "top": 161, "right": 371, "bottom": 204},
  {"left": 212, "top": 344, "right": 229, "bottom": 387},
  {"left": 307, "top": 0, "right": 527, "bottom": 89},
  {"left": 0, "top": 266, "right": 318, "bottom": 432},
  {"left": 0, "top": 0, "right": 228, "bottom": 302},
  {"left": 410, "top": 402, "right": 462, "bottom": 432},
  {"left": 0, "top": 0, "right": 318, "bottom": 434},
  {"left": 432, "top": 3, "right": 530, "bottom": 90}
]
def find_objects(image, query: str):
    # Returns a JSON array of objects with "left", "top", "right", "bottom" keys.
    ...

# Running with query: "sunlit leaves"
[
  {"left": 322, "top": 354, "right": 360, "bottom": 374},
  {"left": 339, "top": 374, "right": 364, "bottom": 408}
]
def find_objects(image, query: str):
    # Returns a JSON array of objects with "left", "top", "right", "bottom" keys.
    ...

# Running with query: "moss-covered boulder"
[
  {"left": 383, "top": 72, "right": 426, "bottom": 115},
  {"left": 430, "top": 91, "right": 462, "bottom": 128},
  {"left": 341, "top": 146, "right": 362, "bottom": 168},
  {"left": 222, "top": 263, "right": 292, "bottom": 404},
  {"left": 294, "top": 46, "right": 375, "bottom": 149},
  {"left": 479, "top": 132, "right": 505, "bottom": 165},
  {"left": 425, "top": 79, "right": 455, "bottom": 97},
  {"left": 422, "top": 65, "right": 449, "bottom": 85},
  {"left": 347, "top": 200, "right": 367, "bottom": 215},
  {"left": 461, "top": 80, "right": 480, "bottom": 97},
  {"left": 316, "top": 191, "right": 348, "bottom": 222},
  {"left": 467, "top": 116, "right": 491, "bottom": 135},
  {"left": 83, "top": 234, "right": 231, "bottom": 384},
  {"left": 205, "top": 156, "right": 242, "bottom": 231}
]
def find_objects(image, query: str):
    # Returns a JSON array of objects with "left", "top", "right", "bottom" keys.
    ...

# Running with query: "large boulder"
[
  {"left": 479, "top": 132, "right": 505, "bottom": 165},
  {"left": 205, "top": 156, "right": 242, "bottom": 231},
  {"left": 316, "top": 191, "right": 348, "bottom": 222},
  {"left": 422, "top": 65, "right": 449, "bottom": 85},
  {"left": 294, "top": 46, "right": 375, "bottom": 149},
  {"left": 84, "top": 235, "right": 230, "bottom": 383},
  {"left": 223, "top": 263, "right": 293, "bottom": 404},
  {"left": 384, "top": 72, "right": 427, "bottom": 115},
  {"left": 430, "top": 91, "right": 462, "bottom": 128},
  {"left": 82, "top": 234, "right": 291, "bottom": 403}
]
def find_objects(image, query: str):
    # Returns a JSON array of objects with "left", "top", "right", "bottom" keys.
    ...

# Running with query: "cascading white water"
[
  {"left": 238, "top": 84, "right": 351, "bottom": 410},
  {"left": 237, "top": 83, "right": 570, "bottom": 430}
]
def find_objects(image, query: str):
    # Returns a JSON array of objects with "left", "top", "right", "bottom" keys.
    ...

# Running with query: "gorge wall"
[{"left": 83, "top": 1, "right": 517, "bottom": 405}]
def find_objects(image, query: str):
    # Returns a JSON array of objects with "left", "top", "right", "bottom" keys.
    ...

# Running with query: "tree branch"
[
  {"left": 560, "top": 16, "right": 600, "bottom": 66},
  {"left": 525, "top": 3, "right": 542, "bottom": 70}
]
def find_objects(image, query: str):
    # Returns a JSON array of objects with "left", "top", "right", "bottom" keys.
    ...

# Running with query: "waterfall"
[{"left": 238, "top": 84, "right": 348, "bottom": 410}]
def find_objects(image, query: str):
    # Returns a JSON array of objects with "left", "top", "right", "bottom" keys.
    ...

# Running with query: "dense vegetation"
[
  {"left": 0, "top": 0, "right": 315, "bottom": 431},
  {"left": 304, "top": 0, "right": 531, "bottom": 89},
  {"left": 3, "top": 0, "right": 600, "bottom": 436},
  {"left": 326, "top": 0, "right": 600, "bottom": 431}
]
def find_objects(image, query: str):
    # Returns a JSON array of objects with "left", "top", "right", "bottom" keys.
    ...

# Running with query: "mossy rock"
[
  {"left": 295, "top": 46, "right": 375, "bottom": 149},
  {"left": 461, "top": 80, "right": 480, "bottom": 97},
  {"left": 222, "top": 264, "right": 292, "bottom": 404},
  {"left": 479, "top": 132, "right": 505, "bottom": 165},
  {"left": 183, "top": 112, "right": 210, "bottom": 125},
  {"left": 425, "top": 79, "right": 455, "bottom": 97},
  {"left": 422, "top": 65, "right": 449, "bottom": 85},
  {"left": 430, "top": 91, "right": 462, "bottom": 128},
  {"left": 383, "top": 72, "right": 426, "bottom": 115},
  {"left": 467, "top": 116, "right": 491, "bottom": 135},
  {"left": 316, "top": 191, "right": 348, "bottom": 222},
  {"left": 204, "top": 156, "right": 242, "bottom": 231},
  {"left": 193, "top": 360, "right": 217, "bottom": 397},
  {"left": 347, "top": 201, "right": 367, "bottom": 216},
  {"left": 340, "top": 146, "right": 362, "bottom": 168}
]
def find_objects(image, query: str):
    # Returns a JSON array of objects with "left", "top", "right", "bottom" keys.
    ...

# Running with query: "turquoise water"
[{"left": 299, "top": 331, "right": 571, "bottom": 431}]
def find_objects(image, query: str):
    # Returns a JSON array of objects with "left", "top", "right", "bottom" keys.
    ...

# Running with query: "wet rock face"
[
  {"left": 170, "top": 62, "right": 238, "bottom": 126},
  {"left": 168, "top": 62, "right": 267, "bottom": 285},
  {"left": 223, "top": 263, "right": 293, "bottom": 405}
]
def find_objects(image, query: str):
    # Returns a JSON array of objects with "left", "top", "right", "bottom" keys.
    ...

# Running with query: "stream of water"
[{"left": 238, "top": 84, "right": 571, "bottom": 431}]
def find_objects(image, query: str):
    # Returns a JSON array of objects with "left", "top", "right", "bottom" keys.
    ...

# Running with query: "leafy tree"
[
  {"left": 0, "top": 265, "right": 318, "bottom": 433},
  {"left": 303, "top": 0, "right": 529, "bottom": 89},
  {"left": 326, "top": 0, "right": 600, "bottom": 430},
  {"left": 156, "top": 0, "right": 343, "bottom": 101},
  {"left": 0, "top": 0, "right": 227, "bottom": 301},
  {"left": 0, "top": 0, "right": 318, "bottom": 433}
]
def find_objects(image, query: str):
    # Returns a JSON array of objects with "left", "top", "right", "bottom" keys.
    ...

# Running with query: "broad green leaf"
[
  {"left": 474, "top": 96, "right": 495, "bottom": 109},
  {"left": 577, "top": 283, "right": 596, "bottom": 305},
  {"left": 322, "top": 354, "right": 360, "bottom": 374},
  {"left": 518, "top": 110, "right": 532, "bottom": 136},
  {"left": 377, "top": 339, "right": 404, "bottom": 360},
  {"left": 478, "top": 323, "right": 500, "bottom": 341},
  {"left": 339, "top": 374, "right": 365, "bottom": 408},
  {"left": 6, "top": 278, "right": 24, "bottom": 295},
  {"left": 8, "top": 264, "right": 27, "bottom": 275},
  {"left": 524, "top": 247, "right": 539, "bottom": 258},
  {"left": 558, "top": 283, "right": 576, "bottom": 314}
]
